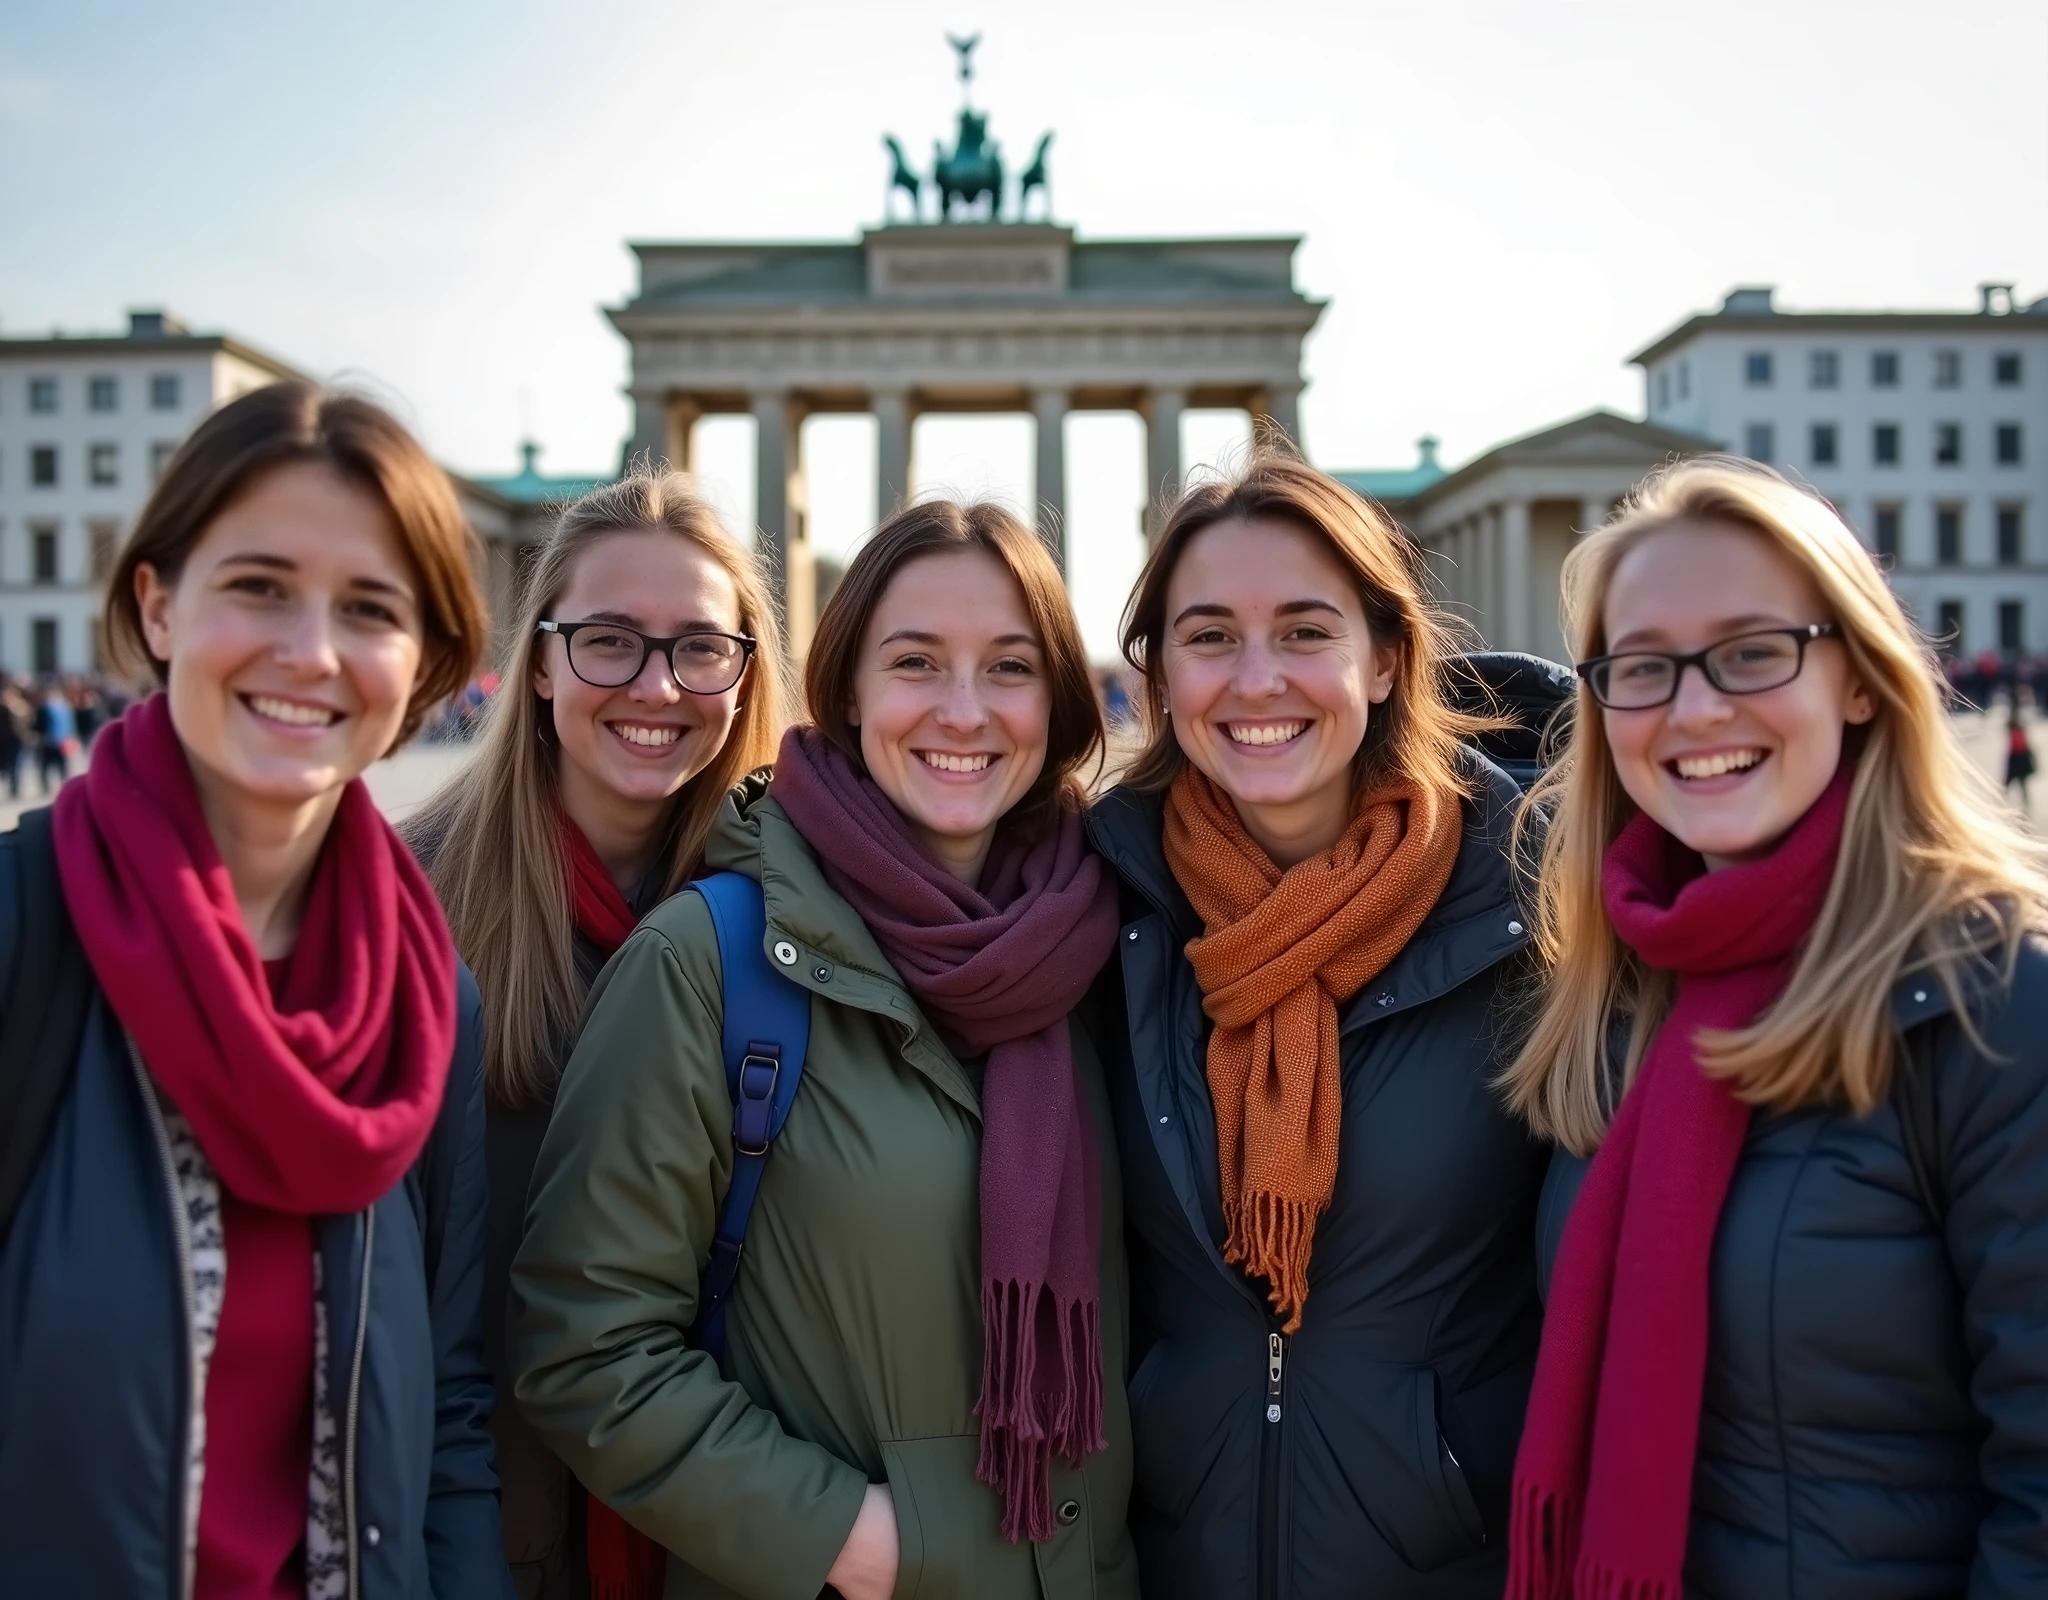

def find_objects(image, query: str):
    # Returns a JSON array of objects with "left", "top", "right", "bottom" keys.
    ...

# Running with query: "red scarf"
[
  {"left": 560, "top": 813, "right": 667, "bottom": 1600},
  {"left": 772, "top": 728, "right": 1118, "bottom": 1543},
  {"left": 1507, "top": 765, "right": 1852, "bottom": 1600},
  {"left": 51, "top": 693, "right": 454, "bottom": 1215}
]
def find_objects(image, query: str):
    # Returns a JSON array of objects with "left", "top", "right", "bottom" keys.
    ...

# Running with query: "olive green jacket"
[{"left": 509, "top": 779, "right": 1138, "bottom": 1600}]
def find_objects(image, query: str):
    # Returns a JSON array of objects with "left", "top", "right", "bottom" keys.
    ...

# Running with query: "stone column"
[
  {"left": 627, "top": 393, "right": 668, "bottom": 471},
  {"left": 1500, "top": 498, "right": 1532, "bottom": 654},
  {"left": 1579, "top": 495, "right": 1611, "bottom": 539},
  {"left": 873, "top": 389, "right": 913, "bottom": 525},
  {"left": 1031, "top": 388, "right": 1069, "bottom": 570},
  {"left": 1255, "top": 382, "right": 1304, "bottom": 453},
  {"left": 1478, "top": 512, "right": 1501, "bottom": 647},
  {"left": 751, "top": 392, "right": 810, "bottom": 649},
  {"left": 1144, "top": 387, "right": 1187, "bottom": 541},
  {"left": 666, "top": 397, "right": 700, "bottom": 475}
]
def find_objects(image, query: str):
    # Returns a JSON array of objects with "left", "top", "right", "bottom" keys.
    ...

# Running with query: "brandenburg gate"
[{"left": 607, "top": 39, "right": 1324, "bottom": 648}]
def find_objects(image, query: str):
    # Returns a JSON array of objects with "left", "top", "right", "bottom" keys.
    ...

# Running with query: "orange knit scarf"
[{"left": 1164, "top": 765, "right": 1462, "bottom": 1331}]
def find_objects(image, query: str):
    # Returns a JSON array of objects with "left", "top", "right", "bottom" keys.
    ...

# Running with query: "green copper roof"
[
  {"left": 1330, "top": 437, "right": 1444, "bottom": 504},
  {"left": 471, "top": 442, "right": 610, "bottom": 506}
]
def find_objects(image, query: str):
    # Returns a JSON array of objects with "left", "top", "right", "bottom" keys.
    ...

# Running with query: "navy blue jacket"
[
  {"left": 1086, "top": 753, "right": 1551, "bottom": 1600},
  {"left": 1537, "top": 938, "right": 2048, "bottom": 1599},
  {"left": 0, "top": 829, "right": 514, "bottom": 1599}
]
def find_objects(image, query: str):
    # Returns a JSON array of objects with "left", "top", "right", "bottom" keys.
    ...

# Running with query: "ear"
[
  {"left": 134, "top": 562, "right": 176, "bottom": 665},
  {"left": 1366, "top": 640, "right": 1399, "bottom": 706},
  {"left": 532, "top": 642, "right": 556, "bottom": 703},
  {"left": 1843, "top": 673, "right": 1875, "bottom": 727}
]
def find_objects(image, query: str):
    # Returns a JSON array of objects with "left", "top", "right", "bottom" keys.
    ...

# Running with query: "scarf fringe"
[
  {"left": 1570, "top": 1558, "right": 1681, "bottom": 1600},
  {"left": 975, "top": 1277, "right": 1106, "bottom": 1543},
  {"left": 1223, "top": 1189, "right": 1317, "bottom": 1333},
  {"left": 1505, "top": 1479, "right": 1580, "bottom": 1600}
]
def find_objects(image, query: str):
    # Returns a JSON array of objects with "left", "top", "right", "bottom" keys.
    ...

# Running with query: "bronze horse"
[
  {"left": 883, "top": 134, "right": 922, "bottom": 220},
  {"left": 933, "top": 106, "right": 1003, "bottom": 219}
]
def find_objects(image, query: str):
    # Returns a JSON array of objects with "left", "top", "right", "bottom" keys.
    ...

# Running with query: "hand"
[{"left": 824, "top": 1483, "right": 899, "bottom": 1600}]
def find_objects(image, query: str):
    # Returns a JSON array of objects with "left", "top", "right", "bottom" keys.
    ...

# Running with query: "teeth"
[
  {"left": 249, "top": 695, "right": 336, "bottom": 727},
  {"left": 920, "top": 751, "right": 992, "bottom": 773},
  {"left": 1226, "top": 722, "right": 1306, "bottom": 747},
  {"left": 613, "top": 723, "right": 680, "bottom": 748},
  {"left": 1675, "top": 749, "right": 1764, "bottom": 779}
]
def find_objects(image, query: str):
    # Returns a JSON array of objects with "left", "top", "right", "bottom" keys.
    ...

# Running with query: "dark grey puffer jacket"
[
  {"left": 1537, "top": 937, "right": 2048, "bottom": 1600},
  {"left": 1087, "top": 750, "right": 1551, "bottom": 1600}
]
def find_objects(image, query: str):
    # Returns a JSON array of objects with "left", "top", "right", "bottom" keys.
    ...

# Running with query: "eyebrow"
[
  {"left": 578, "top": 609, "right": 730, "bottom": 633},
  {"left": 1172, "top": 598, "right": 1345, "bottom": 627},
  {"left": 877, "top": 629, "right": 1040, "bottom": 649},
  {"left": 1608, "top": 612, "right": 1801, "bottom": 650},
  {"left": 219, "top": 550, "right": 415, "bottom": 601}
]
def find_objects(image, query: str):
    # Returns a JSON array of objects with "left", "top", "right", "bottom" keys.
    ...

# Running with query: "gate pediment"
[{"left": 865, "top": 223, "right": 1071, "bottom": 299}]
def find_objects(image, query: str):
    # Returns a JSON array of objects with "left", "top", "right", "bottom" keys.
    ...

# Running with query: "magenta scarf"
[
  {"left": 51, "top": 693, "right": 456, "bottom": 1216},
  {"left": 770, "top": 727, "right": 1118, "bottom": 1542},
  {"left": 1507, "top": 765, "right": 1853, "bottom": 1600}
]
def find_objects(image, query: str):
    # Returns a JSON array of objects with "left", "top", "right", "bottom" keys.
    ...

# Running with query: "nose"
[
  {"left": 933, "top": 668, "right": 989, "bottom": 732},
  {"left": 1666, "top": 658, "right": 1733, "bottom": 727},
  {"left": 273, "top": 599, "right": 342, "bottom": 677},
  {"left": 1228, "top": 636, "right": 1287, "bottom": 699},
  {"left": 627, "top": 642, "right": 684, "bottom": 705}
]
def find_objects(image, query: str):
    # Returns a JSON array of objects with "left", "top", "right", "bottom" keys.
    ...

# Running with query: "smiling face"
[
  {"left": 849, "top": 547, "right": 1050, "bottom": 884},
  {"left": 137, "top": 460, "right": 426, "bottom": 825},
  {"left": 533, "top": 528, "right": 748, "bottom": 857},
  {"left": 1162, "top": 516, "right": 1396, "bottom": 866},
  {"left": 1599, "top": 516, "right": 1873, "bottom": 869}
]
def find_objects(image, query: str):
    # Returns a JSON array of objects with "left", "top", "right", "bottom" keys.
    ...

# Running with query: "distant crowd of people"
[{"left": 0, "top": 673, "right": 134, "bottom": 798}]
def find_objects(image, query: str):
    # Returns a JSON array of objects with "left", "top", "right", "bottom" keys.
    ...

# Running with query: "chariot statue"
[{"left": 881, "top": 34, "right": 1053, "bottom": 224}]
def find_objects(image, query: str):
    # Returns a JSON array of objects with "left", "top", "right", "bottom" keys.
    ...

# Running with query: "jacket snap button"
[
  {"left": 1056, "top": 1498, "right": 1081, "bottom": 1526},
  {"left": 1914, "top": 989, "right": 1927, "bottom": 1003},
  {"left": 773, "top": 941, "right": 798, "bottom": 966},
  {"left": 363, "top": 1524, "right": 381, "bottom": 1548},
  {"left": 1374, "top": 993, "right": 1392, "bottom": 1007},
  {"left": 1507, "top": 920, "right": 1524, "bottom": 936},
  {"left": 814, "top": 963, "right": 833, "bottom": 982},
  {"left": 1127, "top": 928, "right": 1138, "bottom": 941}
]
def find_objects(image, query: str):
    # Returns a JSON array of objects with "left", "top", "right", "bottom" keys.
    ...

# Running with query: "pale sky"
[{"left": 4, "top": 0, "right": 2045, "bottom": 657}]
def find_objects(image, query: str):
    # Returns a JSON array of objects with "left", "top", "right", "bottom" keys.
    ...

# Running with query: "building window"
[
  {"left": 1809, "top": 350, "right": 1839, "bottom": 389},
  {"left": 88, "top": 376, "right": 119, "bottom": 412},
  {"left": 88, "top": 443, "right": 118, "bottom": 487},
  {"left": 1745, "top": 351, "right": 1774, "bottom": 387},
  {"left": 150, "top": 373, "right": 182, "bottom": 411},
  {"left": 1678, "top": 359, "right": 1691, "bottom": 399},
  {"left": 1872, "top": 350, "right": 1899, "bottom": 387},
  {"left": 1934, "top": 349, "right": 1961, "bottom": 388},
  {"left": 1997, "top": 423, "right": 2023, "bottom": 465},
  {"left": 1873, "top": 504, "right": 1902, "bottom": 563},
  {"left": 1935, "top": 423, "right": 1962, "bottom": 465},
  {"left": 1997, "top": 504, "right": 2024, "bottom": 566},
  {"left": 31, "top": 619, "right": 58, "bottom": 676},
  {"left": 1810, "top": 422, "right": 1839, "bottom": 467},
  {"left": 1745, "top": 422, "right": 1775, "bottom": 462},
  {"left": 2001, "top": 600, "right": 2026, "bottom": 653},
  {"left": 1937, "top": 600, "right": 1965, "bottom": 653},
  {"left": 1873, "top": 423, "right": 1900, "bottom": 465},
  {"left": 87, "top": 520, "right": 120, "bottom": 583},
  {"left": 1936, "top": 505, "right": 1964, "bottom": 566},
  {"left": 29, "top": 446, "right": 57, "bottom": 487},
  {"left": 30, "top": 525, "right": 59, "bottom": 586},
  {"left": 150, "top": 441, "right": 178, "bottom": 482},
  {"left": 1656, "top": 370, "right": 1670, "bottom": 410},
  {"left": 1995, "top": 352, "right": 2022, "bottom": 387},
  {"left": 27, "top": 377, "right": 57, "bottom": 414}
]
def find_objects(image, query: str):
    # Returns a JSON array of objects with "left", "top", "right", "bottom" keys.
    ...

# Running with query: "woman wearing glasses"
[
  {"left": 1503, "top": 458, "right": 2048, "bottom": 1600},
  {"left": 408, "top": 471, "right": 786, "bottom": 1600}
]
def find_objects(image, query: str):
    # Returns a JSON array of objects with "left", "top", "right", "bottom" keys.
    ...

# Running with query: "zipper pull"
[{"left": 1266, "top": 1331, "right": 1284, "bottom": 1423}]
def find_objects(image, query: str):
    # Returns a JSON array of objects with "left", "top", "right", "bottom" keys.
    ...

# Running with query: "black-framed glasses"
[
  {"left": 537, "top": 620, "right": 755, "bottom": 694},
  {"left": 1576, "top": 624, "right": 1841, "bottom": 710}
]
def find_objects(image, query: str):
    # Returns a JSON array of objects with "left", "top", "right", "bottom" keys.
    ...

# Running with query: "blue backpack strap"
[{"left": 685, "top": 871, "right": 811, "bottom": 1362}]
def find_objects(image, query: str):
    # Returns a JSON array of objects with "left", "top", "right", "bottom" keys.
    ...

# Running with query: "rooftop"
[
  {"left": 1630, "top": 282, "right": 2048, "bottom": 366},
  {"left": 0, "top": 308, "right": 306, "bottom": 381},
  {"left": 1330, "top": 437, "right": 1447, "bottom": 505},
  {"left": 466, "top": 441, "right": 611, "bottom": 506}
]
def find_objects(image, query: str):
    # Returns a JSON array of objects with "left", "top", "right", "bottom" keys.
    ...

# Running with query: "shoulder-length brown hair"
[
  {"left": 802, "top": 499, "right": 1103, "bottom": 836},
  {"left": 407, "top": 469, "right": 791, "bottom": 1108},
  {"left": 106, "top": 380, "right": 487, "bottom": 747},
  {"left": 1119, "top": 449, "right": 1496, "bottom": 813}
]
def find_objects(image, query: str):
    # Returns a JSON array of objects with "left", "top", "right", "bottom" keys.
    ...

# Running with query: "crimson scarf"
[
  {"left": 559, "top": 812, "right": 669, "bottom": 1600},
  {"left": 1507, "top": 765, "right": 1853, "bottom": 1600},
  {"left": 51, "top": 694, "right": 454, "bottom": 1216},
  {"left": 771, "top": 727, "right": 1118, "bottom": 1542}
]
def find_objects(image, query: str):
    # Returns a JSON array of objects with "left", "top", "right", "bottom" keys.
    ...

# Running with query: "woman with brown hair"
[
  {"left": 1503, "top": 459, "right": 2048, "bottom": 1599},
  {"left": 406, "top": 470, "right": 787, "bottom": 1600},
  {"left": 510, "top": 499, "right": 1138, "bottom": 1599},
  {"left": 1088, "top": 450, "right": 1548, "bottom": 1598},
  {"left": 0, "top": 381, "right": 511, "bottom": 1598}
]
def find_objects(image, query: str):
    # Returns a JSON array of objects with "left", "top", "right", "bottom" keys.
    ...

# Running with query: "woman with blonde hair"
[
  {"left": 407, "top": 469, "right": 786, "bottom": 1600},
  {"left": 1504, "top": 456, "right": 2048, "bottom": 1600},
  {"left": 1089, "top": 450, "right": 1552, "bottom": 1598}
]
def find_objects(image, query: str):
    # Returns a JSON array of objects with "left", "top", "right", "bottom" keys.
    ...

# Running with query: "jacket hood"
[{"left": 1086, "top": 745, "right": 1535, "bottom": 1021}]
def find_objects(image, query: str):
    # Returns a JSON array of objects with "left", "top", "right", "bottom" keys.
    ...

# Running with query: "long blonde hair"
[
  {"left": 1502, "top": 456, "right": 2048, "bottom": 1155},
  {"left": 407, "top": 470, "right": 789, "bottom": 1108}
]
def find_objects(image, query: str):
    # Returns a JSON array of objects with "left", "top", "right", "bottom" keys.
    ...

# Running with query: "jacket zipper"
[
  {"left": 130, "top": 1046, "right": 199, "bottom": 1600},
  {"left": 1258, "top": 1326, "right": 1286, "bottom": 1600},
  {"left": 344, "top": 1207, "right": 374, "bottom": 1600}
]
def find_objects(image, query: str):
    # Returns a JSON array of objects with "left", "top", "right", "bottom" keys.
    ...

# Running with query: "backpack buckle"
[{"left": 733, "top": 1044, "right": 781, "bottom": 1155}]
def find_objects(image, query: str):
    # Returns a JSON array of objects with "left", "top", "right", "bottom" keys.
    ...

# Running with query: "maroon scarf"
[
  {"left": 771, "top": 727, "right": 1118, "bottom": 1542},
  {"left": 560, "top": 812, "right": 669, "bottom": 1600},
  {"left": 50, "top": 692, "right": 455, "bottom": 1215},
  {"left": 1507, "top": 765, "right": 1853, "bottom": 1600}
]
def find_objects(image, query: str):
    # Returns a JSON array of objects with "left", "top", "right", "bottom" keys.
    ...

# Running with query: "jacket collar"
[{"left": 1086, "top": 746, "right": 1535, "bottom": 1020}]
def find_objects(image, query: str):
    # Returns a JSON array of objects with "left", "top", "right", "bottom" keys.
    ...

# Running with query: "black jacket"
[
  {"left": 1536, "top": 938, "right": 2048, "bottom": 1600},
  {"left": 1085, "top": 750, "right": 1550, "bottom": 1600},
  {"left": 0, "top": 827, "right": 513, "bottom": 1600}
]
